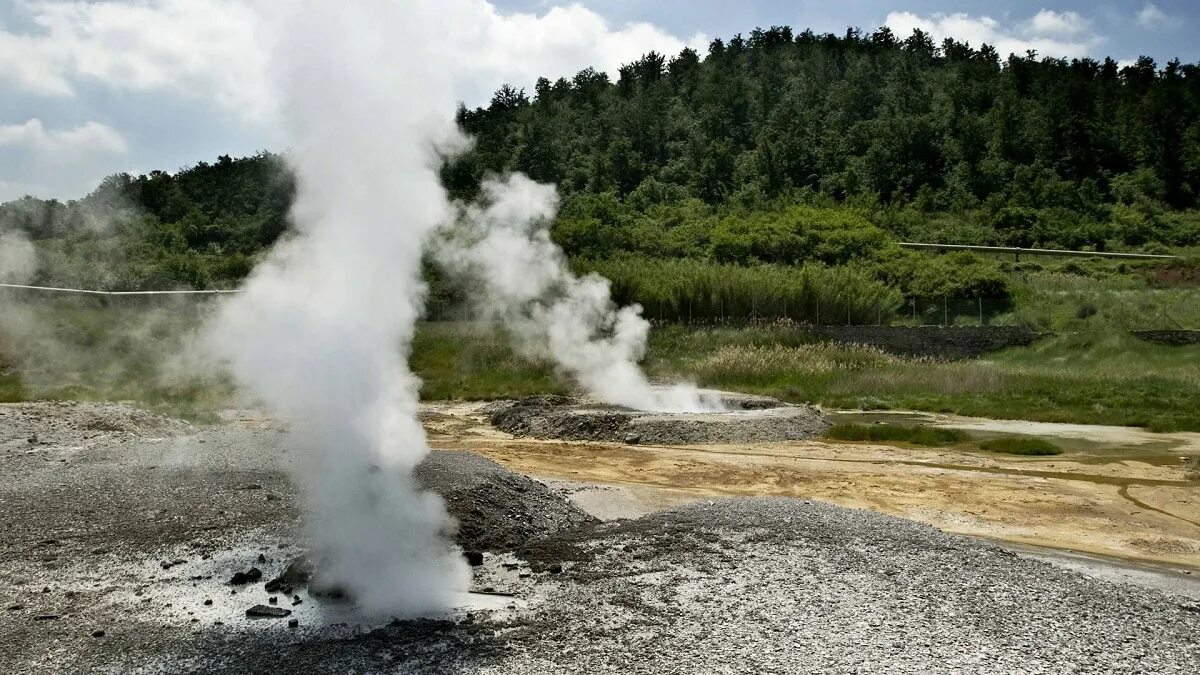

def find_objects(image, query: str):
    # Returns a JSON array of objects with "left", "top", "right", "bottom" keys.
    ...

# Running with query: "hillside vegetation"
[{"left": 1, "top": 25, "right": 1197, "bottom": 317}]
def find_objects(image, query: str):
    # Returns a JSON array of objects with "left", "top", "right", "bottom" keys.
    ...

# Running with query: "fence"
[
  {"left": 630, "top": 293, "right": 1200, "bottom": 331},
  {"left": 4, "top": 283, "right": 1199, "bottom": 332}
]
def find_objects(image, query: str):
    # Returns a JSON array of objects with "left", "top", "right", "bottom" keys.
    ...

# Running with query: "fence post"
[
  {"left": 912, "top": 299, "right": 917, "bottom": 325},
  {"left": 877, "top": 304, "right": 881, "bottom": 326},
  {"left": 688, "top": 297, "right": 692, "bottom": 324},
  {"left": 943, "top": 297, "right": 948, "bottom": 327},
  {"left": 815, "top": 299, "right": 820, "bottom": 326},
  {"left": 978, "top": 297, "right": 983, "bottom": 327}
]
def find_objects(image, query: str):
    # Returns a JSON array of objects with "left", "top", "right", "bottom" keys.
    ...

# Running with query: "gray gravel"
[
  {"left": 1, "top": 402, "right": 1197, "bottom": 673},
  {"left": 414, "top": 450, "right": 597, "bottom": 553},
  {"left": 488, "top": 394, "right": 830, "bottom": 444}
]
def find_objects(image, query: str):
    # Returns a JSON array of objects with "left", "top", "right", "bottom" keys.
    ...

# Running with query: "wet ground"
[
  {"left": 428, "top": 401, "right": 1200, "bottom": 570},
  {"left": 3, "top": 401, "right": 1199, "bottom": 673}
]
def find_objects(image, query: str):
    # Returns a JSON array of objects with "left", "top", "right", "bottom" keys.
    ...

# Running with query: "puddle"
[{"left": 829, "top": 410, "right": 1199, "bottom": 463}]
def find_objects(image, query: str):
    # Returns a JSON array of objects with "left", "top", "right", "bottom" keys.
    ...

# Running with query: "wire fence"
[
  {"left": 4, "top": 283, "right": 1199, "bottom": 332},
  {"left": 628, "top": 294, "right": 1200, "bottom": 331}
]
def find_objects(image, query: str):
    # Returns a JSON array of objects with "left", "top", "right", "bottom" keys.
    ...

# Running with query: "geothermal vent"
[{"left": 487, "top": 390, "right": 830, "bottom": 445}]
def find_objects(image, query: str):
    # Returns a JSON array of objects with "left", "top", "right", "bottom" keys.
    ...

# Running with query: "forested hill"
[
  {"left": 449, "top": 26, "right": 1200, "bottom": 254},
  {"left": 2, "top": 25, "right": 1198, "bottom": 296}
]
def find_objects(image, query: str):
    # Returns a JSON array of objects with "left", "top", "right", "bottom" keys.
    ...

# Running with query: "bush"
[
  {"left": 710, "top": 205, "right": 889, "bottom": 265},
  {"left": 978, "top": 437, "right": 1062, "bottom": 455},
  {"left": 825, "top": 423, "right": 967, "bottom": 446},
  {"left": 573, "top": 257, "right": 903, "bottom": 323}
]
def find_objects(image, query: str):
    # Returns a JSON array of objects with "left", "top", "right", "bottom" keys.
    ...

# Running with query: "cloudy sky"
[{"left": 0, "top": 0, "right": 1194, "bottom": 203}]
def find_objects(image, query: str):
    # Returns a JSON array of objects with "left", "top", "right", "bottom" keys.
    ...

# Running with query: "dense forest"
[{"left": 2, "top": 26, "right": 1198, "bottom": 316}]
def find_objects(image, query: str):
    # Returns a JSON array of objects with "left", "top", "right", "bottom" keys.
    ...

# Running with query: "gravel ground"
[
  {"left": 1, "top": 402, "right": 1197, "bottom": 673},
  {"left": 488, "top": 394, "right": 830, "bottom": 444},
  {"left": 414, "top": 450, "right": 597, "bottom": 553}
]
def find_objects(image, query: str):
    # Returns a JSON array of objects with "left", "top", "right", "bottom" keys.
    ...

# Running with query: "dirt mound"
[
  {"left": 0, "top": 401, "right": 192, "bottom": 449},
  {"left": 414, "top": 450, "right": 597, "bottom": 552},
  {"left": 487, "top": 394, "right": 829, "bottom": 445}
]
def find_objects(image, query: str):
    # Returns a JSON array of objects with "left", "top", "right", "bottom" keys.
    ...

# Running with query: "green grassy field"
[
  {"left": 642, "top": 325, "right": 1200, "bottom": 431},
  {"left": 3, "top": 302, "right": 1200, "bottom": 432}
]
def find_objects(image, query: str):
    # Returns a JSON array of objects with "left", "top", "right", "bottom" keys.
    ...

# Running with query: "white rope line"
[{"left": 0, "top": 283, "right": 240, "bottom": 296}]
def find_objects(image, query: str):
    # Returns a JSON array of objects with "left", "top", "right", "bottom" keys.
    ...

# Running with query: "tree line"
[{"left": 3, "top": 25, "right": 1197, "bottom": 306}]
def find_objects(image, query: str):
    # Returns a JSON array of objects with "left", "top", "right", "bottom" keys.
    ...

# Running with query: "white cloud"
[
  {"left": 0, "top": 0, "right": 702, "bottom": 119},
  {"left": 1137, "top": 4, "right": 1171, "bottom": 29},
  {"left": 0, "top": 0, "right": 273, "bottom": 120},
  {"left": 0, "top": 119, "right": 128, "bottom": 155},
  {"left": 0, "top": 0, "right": 701, "bottom": 199},
  {"left": 451, "top": 2, "right": 707, "bottom": 94},
  {"left": 0, "top": 119, "right": 128, "bottom": 201},
  {"left": 885, "top": 9, "right": 1103, "bottom": 59},
  {"left": 1025, "top": 10, "right": 1089, "bottom": 37}
]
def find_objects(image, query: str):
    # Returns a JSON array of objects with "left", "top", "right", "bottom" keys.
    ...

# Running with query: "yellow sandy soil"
[{"left": 422, "top": 403, "right": 1200, "bottom": 570}]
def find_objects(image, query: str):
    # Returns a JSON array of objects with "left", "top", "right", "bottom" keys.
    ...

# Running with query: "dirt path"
[{"left": 423, "top": 403, "right": 1200, "bottom": 571}]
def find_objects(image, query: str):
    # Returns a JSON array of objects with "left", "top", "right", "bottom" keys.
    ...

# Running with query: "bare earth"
[
  {"left": 424, "top": 402, "right": 1200, "bottom": 571},
  {"left": 3, "top": 400, "right": 1199, "bottom": 673}
]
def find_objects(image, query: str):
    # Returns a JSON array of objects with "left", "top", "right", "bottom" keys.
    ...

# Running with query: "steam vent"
[{"left": 487, "top": 391, "right": 830, "bottom": 445}]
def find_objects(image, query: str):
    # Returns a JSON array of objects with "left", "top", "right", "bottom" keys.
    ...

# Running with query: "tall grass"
[
  {"left": 644, "top": 328, "right": 1200, "bottom": 431},
  {"left": 572, "top": 257, "right": 903, "bottom": 324}
]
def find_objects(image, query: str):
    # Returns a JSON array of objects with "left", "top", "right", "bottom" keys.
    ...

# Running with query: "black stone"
[{"left": 245, "top": 604, "right": 291, "bottom": 618}]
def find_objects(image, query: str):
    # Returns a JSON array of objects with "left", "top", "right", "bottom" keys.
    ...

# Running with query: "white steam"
[
  {"left": 0, "top": 229, "right": 37, "bottom": 284},
  {"left": 436, "top": 175, "right": 722, "bottom": 413},
  {"left": 205, "top": 0, "right": 469, "bottom": 616},
  {"left": 205, "top": 0, "right": 716, "bottom": 618}
]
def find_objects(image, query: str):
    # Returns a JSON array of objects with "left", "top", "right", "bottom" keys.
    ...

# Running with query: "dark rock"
[
  {"left": 268, "top": 596, "right": 277, "bottom": 605},
  {"left": 463, "top": 550, "right": 484, "bottom": 567},
  {"left": 33, "top": 614, "right": 59, "bottom": 621},
  {"left": 7, "top": 604, "right": 24, "bottom": 610},
  {"left": 547, "top": 564, "right": 563, "bottom": 574},
  {"left": 257, "top": 553, "right": 266, "bottom": 563},
  {"left": 241, "top": 483, "right": 263, "bottom": 490},
  {"left": 265, "top": 493, "right": 280, "bottom": 501},
  {"left": 288, "top": 618, "right": 299, "bottom": 628},
  {"left": 203, "top": 599, "right": 212, "bottom": 606},
  {"left": 624, "top": 434, "right": 641, "bottom": 445},
  {"left": 245, "top": 604, "right": 291, "bottom": 618},
  {"left": 229, "top": 567, "right": 263, "bottom": 585},
  {"left": 91, "top": 630, "right": 105, "bottom": 638},
  {"left": 265, "top": 557, "right": 314, "bottom": 595}
]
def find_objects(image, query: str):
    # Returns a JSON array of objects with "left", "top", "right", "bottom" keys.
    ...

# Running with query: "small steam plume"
[
  {"left": 0, "top": 228, "right": 37, "bottom": 285},
  {"left": 204, "top": 0, "right": 470, "bottom": 616},
  {"left": 434, "top": 175, "right": 723, "bottom": 413}
]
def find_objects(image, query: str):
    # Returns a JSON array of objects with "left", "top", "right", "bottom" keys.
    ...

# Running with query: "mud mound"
[
  {"left": 414, "top": 450, "right": 598, "bottom": 552},
  {"left": 0, "top": 401, "right": 191, "bottom": 449},
  {"left": 488, "top": 393, "right": 829, "bottom": 445}
]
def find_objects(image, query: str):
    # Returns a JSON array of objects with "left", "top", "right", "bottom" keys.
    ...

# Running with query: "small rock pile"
[
  {"left": 487, "top": 394, "right": 830, "bottom": 445},
  {"left": 414, "top": 450, "right": 598, "bottom": 552}
]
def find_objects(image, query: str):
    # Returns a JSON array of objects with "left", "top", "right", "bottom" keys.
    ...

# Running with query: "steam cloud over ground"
[
  {"left": 195, "top": 0, "right": 716, "bottom": 616},
  {"left": 435, "top": 175, "right": 723, "bottom": 413},
  {"left": 205, "top": 0, "right": 475, "bottom": 616}
]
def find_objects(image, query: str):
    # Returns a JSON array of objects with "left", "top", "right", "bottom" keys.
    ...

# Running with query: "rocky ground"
[
  {"left": 2, "top": 402, "right": 1198, "bottom": 673},
  {"left": 487, "top": 393, "right": 830, "bottom": 444}
]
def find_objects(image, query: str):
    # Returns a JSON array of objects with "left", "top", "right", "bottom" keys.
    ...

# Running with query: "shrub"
[
  {"left": 825, "top": 423, "right": 967, "bottom": 447},
  {"left": 978, "top": 437, "right": 1062, "bottom": 455}
]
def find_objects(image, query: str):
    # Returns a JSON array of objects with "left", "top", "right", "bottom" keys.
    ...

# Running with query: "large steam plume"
[
  {"left": 205, "top": 0, "right": 470, "bottom": 616},
  {"left": 434, "top": 175, "right": 722, "bottom": 413},
  {"left": 204, "top": 0, "right": 715, "bottom": 617}
]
